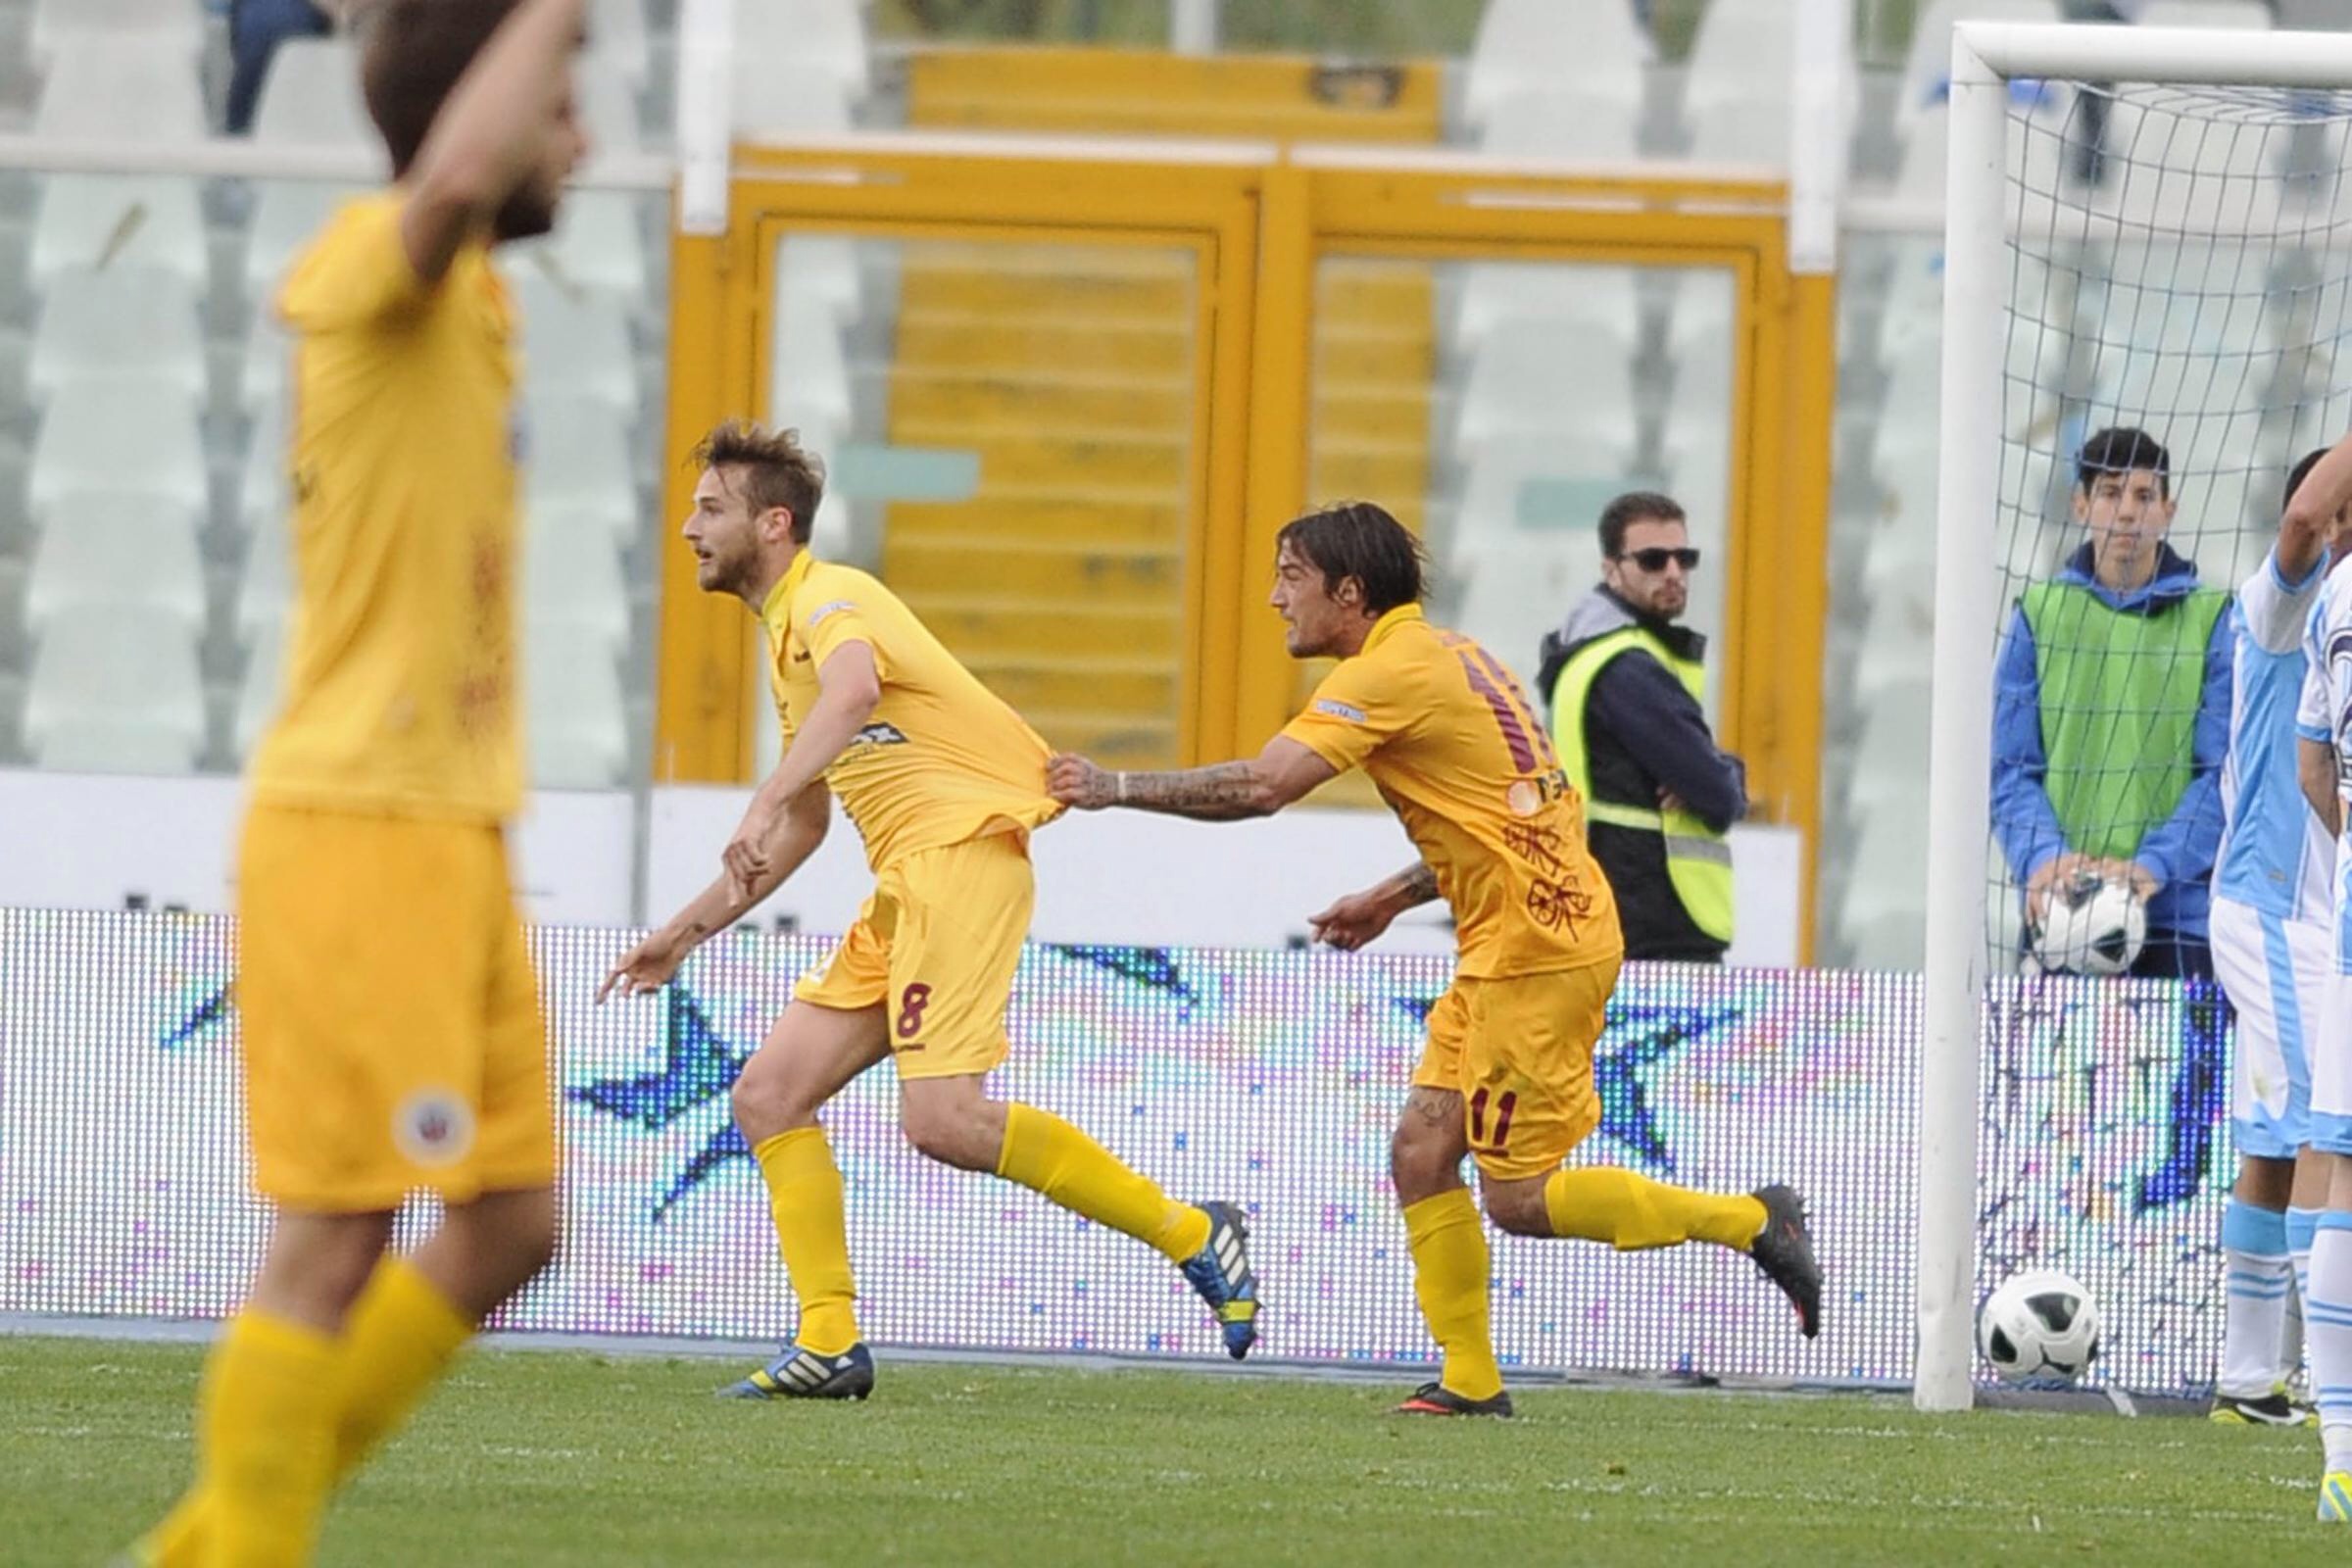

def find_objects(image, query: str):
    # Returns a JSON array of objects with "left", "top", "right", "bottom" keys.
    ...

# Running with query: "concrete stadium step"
[
  {"left": 1017, "top": 708, "right": 1180, "bottom": 768},
  {"left": 1313, "top": 385, "right": 1430, "bottom": 446},
  {"left": 899, "top": 256, "right": 1194, "bottom": 320},
  {"left": 906, "top": 47, "right": 1444, "bottom": 144},
  {"left": 884, "top": 535, "right": 1181, "bottom": 605},
  {"left": 962, "top": 653, "right": 1179, "bottom": 714},
  {"left": 889, "top": 422, "right": 1189, "bottom": 489},
  {"left": 886, "top": 491, "right": 1185, "bottom": 548},
  {"left": 906, "top": 594, "right": 1179, "bottom": 661},
  {"left": 1307, "top": 439, "right": 1432, "bottom": 502},
  {"left": 1315, "top": 328, "right": 1437, "bottom": 387},
  {"left": 897, "top": 313, "right": 1193, "bottom": 379},
  {"left": 1318, "top": 261, "right": 1435, "bottom": 319},
  {"left": 886, "top": 369, "right": 1191, "bottom": 434}
]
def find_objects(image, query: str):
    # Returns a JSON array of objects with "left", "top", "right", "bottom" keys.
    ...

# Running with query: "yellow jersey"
[
  {"left": 1281, "top": 605, "right": 1623, "bottom": 978},
  {"left": 247, "top": 193, "right": 523, "bottom": 822},
  {"left": 761, "top": 551, "right": 1062, "bottom": 870}
]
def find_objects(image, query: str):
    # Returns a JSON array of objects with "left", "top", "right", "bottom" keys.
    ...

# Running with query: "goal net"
[{"left": 1925, "top": 22, "right": 2352, "bottom": 1409}]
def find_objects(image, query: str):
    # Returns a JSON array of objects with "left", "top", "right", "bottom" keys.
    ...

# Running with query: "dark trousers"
[
  {"left": 226, "top": 0, "right": 331, "bottom": 135},
  {"left": 2132, "top": 931, "right": 2230, "bottom": 1212}
]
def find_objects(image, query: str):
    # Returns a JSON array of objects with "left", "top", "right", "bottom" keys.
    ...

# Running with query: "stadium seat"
[
  {"left": 771, "top": 296, "right": 854, "bottom": 435},
  {"left": 1687, "top": 0, "right": 1795, "bottom": 116},
  {"left": 527, "top": 623, "right": 629, "bottom": 788},
  {"left": 1686, "top": 95, "right": 1791, "bottom": 167},
  {"left": 27, "top": 267, "right": 207, "bottom": 409},
  {"left": 775, "top": 232, "right": 865, "bottom": 326},
  {"left": 236, "top": 510, "right": 293, "bottom": 640},
  {"left": 24, "top": 494, "right": 207, "bottom": 636},
  {"left": 29, "top": 175, "right": 208, "bottom": 295},
  {"left": 1453, "top": 320, "right": 1638, "bottom": 456},
  {"left": 506, "top": 190, "right": 651, "bottom": 301},
  {"left": 29, "top": 0, "right": 205, "bottom": 67},
  {"left": 510, "top": 275, "right": 641, "bottom": 420},
  {"left": 23, "top": 612, "right": 207, "bottom": 775},
  {"left": 37, "top": 40, "right": 207, "bottom": 143},
  {"left": 1452, "top": 262, "right": 1643, "bottom": 354},
  {"left": 524, "top": 510, "right": 633, "bottom": 651},
  {"left": 241, "top": 316, "right": 291, "bottom": 412},
  {"left": 738, "top": 0, "right": 869, "bottom": 105},
  {"left": 1452, "top": 433, "right": 1635, "bottom": 549},
  {"left": 253, "top": 38, "right": 371, "bottom": 149},
  {"left": 1474, "top": 87, "right": 1642, "bottom": 164},
  {"left": 235, "top": 622, "right": 287, "bottom": 760},
  {"left": 1463, "top": 0, "right": 1649, "bottom": 133},
  {"left": 31, "top": 384, "right": 208, "bottom": 524},
  {"left": 245, "top": 182, "right": 369, "bottom": 301},
  {"left": 1449, "top": 535, "right": 1592, "bottom": 663},
  {"left": 1899, "top": 0, "right": 2061, "bottom": 125},
  {"left": 578, "top": 57, "right": 643, "bottom": 154},
  {"left": 241, "top": 394, "right": 291, "bottom": 535},
  {"left": 588, "top": 0, "right": 651, "bottom": 87},
  {"left": 734, "top": 61, "right": 857, "bottom": 140},
  {"left": 526, "top": 400, "right": 644, "bottom": 548}
]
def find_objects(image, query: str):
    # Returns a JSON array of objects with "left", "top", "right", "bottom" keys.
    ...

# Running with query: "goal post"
[{"left": 1921, "top": 20, "right": 2352, "bottom": 1414}]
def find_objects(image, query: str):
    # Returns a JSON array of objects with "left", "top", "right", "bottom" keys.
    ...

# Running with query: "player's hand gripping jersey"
[
  {"left": 1280, "top": 605, "right": 1623, "bottom": 976},
  {"left": 248, "top": 193, "right": 524, "bottom": 822},
  {"left": 760, "top": 551, "right": 1063, "bottom": 865}
]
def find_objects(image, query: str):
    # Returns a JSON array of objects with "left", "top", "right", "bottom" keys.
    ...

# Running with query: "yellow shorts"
[
  {"left": 237, "top": 805, "right": 555, "bottom": 1212},
  {"left": 794, "top": 832, "right": 1033, "bottom": 1080},
  {"left": 1412, "top": 956, "right": 1620, "bottom": 1181}
]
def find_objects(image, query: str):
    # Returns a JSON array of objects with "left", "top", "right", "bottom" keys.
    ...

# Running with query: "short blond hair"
[{"left": 690, "top": 418, "right": 825, "bottom": 544}]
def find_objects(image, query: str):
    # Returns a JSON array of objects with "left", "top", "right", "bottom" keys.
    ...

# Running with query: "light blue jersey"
[
  {"left": 2318, "top": 567, "right": 2352, "bottom": 975},
  {"left": 2214, "top": 548, "right": 2336, "bottom": 925}
]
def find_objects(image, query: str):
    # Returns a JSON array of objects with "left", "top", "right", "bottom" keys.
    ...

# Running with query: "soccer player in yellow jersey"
[
  {"left": 600, "top": 419, "right": 1259, "bottom": 1396},
  {"left": 128, "top": 3, "right": 587, "bottom": 1563},
  {"left": 1050, "top": 502, "right": 1821, "bottom": 1416}
]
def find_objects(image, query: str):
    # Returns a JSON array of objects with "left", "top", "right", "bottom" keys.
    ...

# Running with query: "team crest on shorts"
[{"left": 393, "top": 1089, "right": 474, "bottom": 1167}]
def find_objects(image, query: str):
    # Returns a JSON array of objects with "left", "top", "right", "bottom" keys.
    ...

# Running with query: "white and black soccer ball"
[
  {"left": 2030, "top": 874, "right": 2145, "bottom": 977},
  {"left": 1978, "top": 1267, "right": 2102, "bottom": 1384}
]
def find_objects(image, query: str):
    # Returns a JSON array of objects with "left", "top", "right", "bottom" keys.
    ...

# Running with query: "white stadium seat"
[
  {"left": 525, "top": 522, "right": 633, "bottom": 657},
  {"left": 30, "top": 175, "right": 208, "bottom": 295},
  {"left": 24, "top": 612, "right": 207, "bottom": 775},
  {"left": 770, "top": 296, "right": 853, "bottom": 433},
  {"left": 1476, "top": 88, "right": 1641, "bottom": 164},
  {"left": 24, "top": 495, "right": 207, "bottom": 636},
  {"left": 1687, "top": 94, "right": 1790, "bottom": 167},
  {"left": 1687, "top": 0, "right": 1796, "bottom": 116},
  {"left": 738, "top": 0, "right": 870, "bottom": 104},
  {"left": 734, "top": 61, "right": 857, "bottom": 139},
  {"left": 506, "top": 191, "right": 651, "bottom": 301},
  {"left": 510, "top": 275, "right": 642, "bottom": 419},
  {"left": 1453, "top": 263, "right": 1643, "bottom": 354},
  {"left": 526, "top": 400, "right": 644, "bottom": 548},
  {"left": 1452, "top": 434, "right": 1636, "bottom": 549},
  {"left": 245, "top": 182, "right": 369, "bottom": 301},
  {"left": 775, "top": 233, "right": 865, "bottom": 326},
  {"left": 31, "top": 384, "right": 208, "bottom": 524},
  {"left": 577, "top": 57, "right": 643, "bottom": 153},
  {"left": 28, "top": 267, "right": 207, "bottom": 408},
  {"left": 1463, "top": 0, "right": 1649, "bottom": 133},
  {"left": 30, "top": 0, "right": 203, "bottom": 68},
  {"left": 236, "top": 623, "right": 286, "bottom": 760},
  {"left": 37, "top": 40, "right": 207, "bottom": 143},
  {"left": 588, "top": 0, "right": 651, "bottom": 87},
  {"left": 527, "top": 624, "right": 628, "bottom": 788},
  {"left": 1899, "top": 0, "right": 2060, "bottom": 125},
  {"left": 1453, "top": 320, "right": 1638, "bottom": 456},
  {"left": 253, "top": 38, "right": 372, "bottom": 149}
]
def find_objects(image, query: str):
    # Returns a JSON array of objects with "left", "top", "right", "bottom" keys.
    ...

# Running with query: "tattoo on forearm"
[
  {"left": 1119, "top": 761, "right": 1264, "bottom": 819},
  {"left": 1396, "top": 861, "right": 1439, "bottom": 906}
]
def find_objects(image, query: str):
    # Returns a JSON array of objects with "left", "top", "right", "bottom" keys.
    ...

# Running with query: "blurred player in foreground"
[
  {"left": 2205, "top": 448, "right": 2349, "bottom": 1427},
  {"left": 133, "top": 2, "right": 588, "bottom": 1562},
  {"left": 601, "top": 419, "right": 1258, "bottom": 1398},
  {"left": 1049, "top": 502, "right": 1821, "bottom": 1416}
]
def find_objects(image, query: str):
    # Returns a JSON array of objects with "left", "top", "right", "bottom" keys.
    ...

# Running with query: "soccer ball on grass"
[{"left": 1978, "top": 1267, "right": 2101, "bottom": 1384}]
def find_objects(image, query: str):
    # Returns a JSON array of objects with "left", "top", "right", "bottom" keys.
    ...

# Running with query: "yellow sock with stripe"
[
  {"left": 996, "top": 1102, "right": 1209, "bottom": 1263},
  {"left": 1543, "top": 1166, "right": 1767, "bottom": 1250},
  {"left": 1403, "top": 1189, "right": 1503, "bottom": 1401},
  {"left": 200, "top": 1309, "right": 339, "bottom": 1568},
  {"left": 755, "top": 1127, "right": 862, "bottom": 1355},
  {"left": 133, "top": 1257, "right": 476, "bottom": 1566}
]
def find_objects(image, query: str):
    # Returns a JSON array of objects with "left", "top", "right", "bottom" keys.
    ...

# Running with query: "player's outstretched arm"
[
  {"left": 399, "top": 0, "right": 586, "bottom": 283},
  {"left": 1048, "top": 736, "right": 1337, "bottom": 821},
  {"left": 2285, "top": 430, "right": 2352, "bottom": 567},
  {"left": 723, "top": 643, "right": 880, "bottom": 897},
  {"left": 599, "top": 781, "right": 830, "bottom": 1002},
  {"left": 2303, "top": 736, "right": 2344, "bottom": 839},
  {"left": 1307, "top": 861, "right": 1439, "bottom": 952}
]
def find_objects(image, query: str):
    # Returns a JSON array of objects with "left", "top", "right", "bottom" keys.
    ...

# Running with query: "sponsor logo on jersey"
[
  {"left": 1314, "top": 698, "right": 1368, "bottom": 724},
  {"left": 805, "top": 599, "right": 857, "bottom": 633},
  {"left": 852, "top": 721, "right": 909, "bottom": 747}
]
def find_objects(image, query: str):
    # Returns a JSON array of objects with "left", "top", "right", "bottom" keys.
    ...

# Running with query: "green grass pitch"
[{"left": 7, "top": 1334, "right": 2344, "bottom": 1565}]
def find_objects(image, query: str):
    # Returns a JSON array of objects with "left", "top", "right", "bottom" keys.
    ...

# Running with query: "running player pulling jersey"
[
  {"left": 1279, "top": 605, "right": 1622, "bottom": 977},
  {"left": 249, "top": 193, "right": 523, "bottom": 822},
  {"left": 2216, "top": 548, "right": 2338, "bottom": 924},
  {"left": 760, "top": 550, "right": 1062, "bottom": 868}
]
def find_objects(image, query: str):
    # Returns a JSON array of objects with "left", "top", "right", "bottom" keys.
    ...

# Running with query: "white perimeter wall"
[{"left": 0, "top": 773, "right": 1803, "bottom": 965}]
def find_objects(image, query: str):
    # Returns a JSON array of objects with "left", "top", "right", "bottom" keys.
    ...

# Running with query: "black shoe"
[
  {"left": 1749, "top": 1184, "right": 1822, "bottom": 1339},
  {"left": 2210, "top": 1391, "right": 2315, "bottom": 1427},
  {"left": 1393, "top": 1381, "right": 1514, "bottom": 1417}
]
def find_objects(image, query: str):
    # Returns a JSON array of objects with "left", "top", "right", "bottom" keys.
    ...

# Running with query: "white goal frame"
[{"left": 1922, "top": 20, "right": 2352, "bottom": 1412}]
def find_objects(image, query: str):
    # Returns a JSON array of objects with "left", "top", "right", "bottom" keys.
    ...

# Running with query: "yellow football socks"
[
  {"left": 996, "top": 1102, "right": 1210, "bottom": 1263},
  {"left": 755, "top": 1126, "right": 862, "bottom": 1355},
  {"left": 135, "top": 1256, "right": 477, "bottom": 1566},
  {"left": 1543, "top": 1166, "right": 1768, "bottom": 1251},
  {"left": 200, "top": 1308, "right": 338, "bottom": 1568},
  {"left": 1402, "top": 1189, "right": 1504, "bottom": 1401}
]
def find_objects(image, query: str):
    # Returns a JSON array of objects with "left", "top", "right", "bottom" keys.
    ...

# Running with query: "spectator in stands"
[
  {"left": 1535, "top": 491, "right": 1743, "bottom": 964},
  {"left": 227, "top": 0, "right": 349, "bottom": 135},
  {"left": 1991, "top": 425, "right": 2233, "bottom": 980}
]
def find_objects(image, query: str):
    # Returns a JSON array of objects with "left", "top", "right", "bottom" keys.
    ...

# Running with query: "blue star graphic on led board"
[
  {"left": 1395, "top": 990, "right": 1740, "bottom": 1176},
  {"left": 566, "top": 983, "right": 756, "bottom": 1221},
  {"left": 1049, "top": 944, "right": 1200, "bottom": 1018},
  {"left": 161, "top": 980, "right": 235, "bottom": 1052}
]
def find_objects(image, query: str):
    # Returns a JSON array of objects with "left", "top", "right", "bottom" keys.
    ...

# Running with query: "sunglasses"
[{"left": 1616, "top": 547, "right": 1700, "bottom": 572}]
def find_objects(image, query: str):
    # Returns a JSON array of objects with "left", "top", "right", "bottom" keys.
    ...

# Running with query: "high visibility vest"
[{"left": 1547, "top": 625, "right": 1735, "bottom": 943}]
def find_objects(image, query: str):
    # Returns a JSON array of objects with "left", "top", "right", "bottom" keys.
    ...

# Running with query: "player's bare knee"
[
  {"left": 899, "top": 1081, "right": 1001, "bottom": 1172},
  {"left": 1479, "top": 1177, "right": 1550, "bottom": 1238},
  {"left": 729, "top": 1054, "right": 812, "bottom": 1145}
]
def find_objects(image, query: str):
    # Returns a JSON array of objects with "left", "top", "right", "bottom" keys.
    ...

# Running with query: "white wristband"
[{"left": 1115, "top": 770, "right": 1130, "bottom": 804}]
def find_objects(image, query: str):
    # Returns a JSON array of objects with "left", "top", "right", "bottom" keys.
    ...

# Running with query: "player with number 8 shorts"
[
  {"left": 602, "top": 419, "right": 1259, "bottom": 1399},
  {"left": 1050, "top": 502, "right": 1821, "bottom": 1416}
]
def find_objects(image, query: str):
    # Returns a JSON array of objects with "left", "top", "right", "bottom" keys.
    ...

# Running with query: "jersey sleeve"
[
  {"left": 2304, "top": 606, "right": 2336, "bottom": 743},
  {"left": 794, "top": 580, "right": 889, "bottom": 681},
  {"left": 1278, "top": 652, "right": 1412, "bottom": 773},
  {"left": 275, "top": 196, "right": 437, "bottom": 333},
  {"left": 2238, "top": 546, "right": 2328, "bottom": 656}
]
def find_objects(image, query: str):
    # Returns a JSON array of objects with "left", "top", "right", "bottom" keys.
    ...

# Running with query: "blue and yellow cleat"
[
  {"left": 720, "top": 1342, "right": 875, "bottom": 1401},
  {"left": 2322, "top": 1472, "right": 2352, "bottom": 1523},
  {"left": 1180, "top": 1200, "right": 1260, "bottom": 1359}
]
